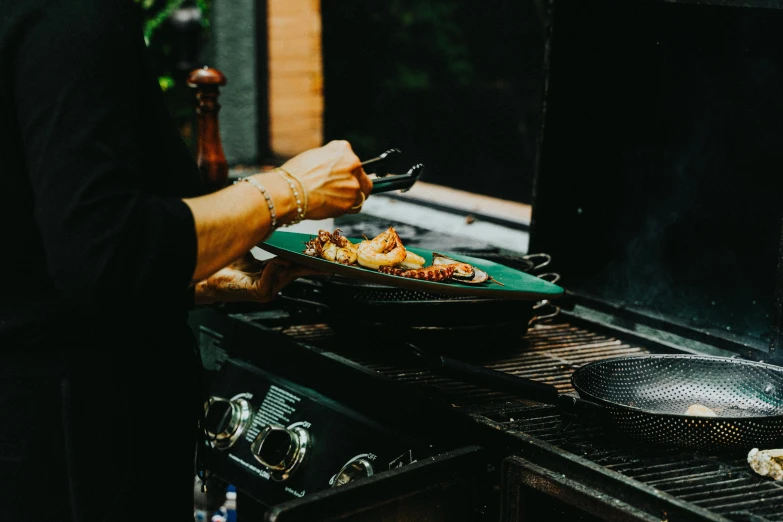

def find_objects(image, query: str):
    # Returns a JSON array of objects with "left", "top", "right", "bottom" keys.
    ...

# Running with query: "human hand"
[
  {"left": 279, "top": 140, "right": 373, "bottom": 220},
  {"left": 194, "top": 253, "right": 322, "bottom": 304}
]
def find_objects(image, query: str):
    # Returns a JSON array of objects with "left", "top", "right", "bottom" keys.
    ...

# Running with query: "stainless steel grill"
[{"left": 272, "top": 318, "right": 783, "bottom": 521}]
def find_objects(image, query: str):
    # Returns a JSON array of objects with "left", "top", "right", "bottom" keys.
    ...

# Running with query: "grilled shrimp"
[
  {"left": 357, "top": 226, "right": 407, "bottom": 270},
  {"left": 399, "top": 251, "right": 426, "bottom": 270}
]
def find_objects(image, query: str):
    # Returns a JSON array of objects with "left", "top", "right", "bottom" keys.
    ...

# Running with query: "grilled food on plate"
[{"left": 303, "top": 227, "right": 502, "bottom": 285}]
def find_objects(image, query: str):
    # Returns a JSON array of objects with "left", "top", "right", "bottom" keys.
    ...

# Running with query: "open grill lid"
[{"left": 529, "top": 0, "right": 783, "bottom": 362}]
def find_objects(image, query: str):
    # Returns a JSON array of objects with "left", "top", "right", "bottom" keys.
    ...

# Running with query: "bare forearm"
[
  {"left": 184, "top": 140, "right": 371, "bottom": 284},
  {"left": 183, "top": 172, "right": 297, "bottom": 282}
]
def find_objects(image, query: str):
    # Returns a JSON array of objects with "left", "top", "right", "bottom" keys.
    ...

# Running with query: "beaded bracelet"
[
  {"left": 276, "top": 168, "right": 308, "bottom": 224},
  {"left": 234, "top": 176, "right": 277, "bottom": 228},
  {"left": 275, "top": 169, "right": 305, "bottom": 226}
]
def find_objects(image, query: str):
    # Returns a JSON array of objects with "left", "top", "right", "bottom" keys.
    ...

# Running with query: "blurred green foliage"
[
  {"left": 135, "top": 0, "right": 211, "bottom": 43},
  {"left": 380, "top": 1, "right": 475, "bottom": 94},
  {"left": 134, "top": 0, "right": 212, "bottom": 149},
  {"left": 323, "top": 0, "right": 477, "bottom": 154},
  {"left": 322, "top": 0, "right": 545, "bottom": 202}
]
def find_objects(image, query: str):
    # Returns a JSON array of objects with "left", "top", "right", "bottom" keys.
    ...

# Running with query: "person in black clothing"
[{"left": 0, "top": 0, "right": 372, "bottom": 520}]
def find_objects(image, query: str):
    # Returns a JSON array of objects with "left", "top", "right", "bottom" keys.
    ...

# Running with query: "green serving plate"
[{"left": 258, "top": 231, "right": 564, "bottom": 301}]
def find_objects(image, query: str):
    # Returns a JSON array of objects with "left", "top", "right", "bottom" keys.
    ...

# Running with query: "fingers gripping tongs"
[{"left": 362, "top": 148, "right": 424, "bottom": 194}]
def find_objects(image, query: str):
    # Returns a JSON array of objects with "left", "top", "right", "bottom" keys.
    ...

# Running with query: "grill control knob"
[
  {"left": 331, "top": 457, "right": 374, "bottom": 488},
  {"left": 250, "top": 424, "right": 310, "bottom": 481},
  {"left": 202, "top": 397, "right": 252, "bottom": 450}
]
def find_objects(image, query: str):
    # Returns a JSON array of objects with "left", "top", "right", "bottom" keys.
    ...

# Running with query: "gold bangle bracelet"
[
  {"left": 277, "top": 167, "right": 308, "bottom": 221},
  {"left": 275, "top": 169, "right": 304, "bottom": 226},
  {"left": 233, "top": 176, "right": 277, "bottom": 228}
]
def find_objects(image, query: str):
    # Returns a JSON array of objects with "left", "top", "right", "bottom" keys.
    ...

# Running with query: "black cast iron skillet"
[
  {"left": 417, "top": 348, "right": 783, "bottom": 451},
  {"left": 277, "top": 258, "right": 559, "bottom": 336},
  {"left": 280, "top": 279, "right": 527, "bottom": 328}
]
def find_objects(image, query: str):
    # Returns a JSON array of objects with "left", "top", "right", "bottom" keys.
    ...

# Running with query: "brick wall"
[{"left": 267, "top": 0, "right": 324, "bottom": 158}]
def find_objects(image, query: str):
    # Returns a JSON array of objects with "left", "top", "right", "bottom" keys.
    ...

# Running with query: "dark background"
[
  {"left": 321, "top": 0, "right": 549, "bottom": 203},
  {"left": 531, "top": 0, "right": 783, "bottom": 350}
]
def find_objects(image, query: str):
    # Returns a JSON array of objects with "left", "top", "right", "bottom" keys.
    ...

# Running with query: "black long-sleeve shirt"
[{"left": 0, "top": 0, "right": 202, "bottom": 344}]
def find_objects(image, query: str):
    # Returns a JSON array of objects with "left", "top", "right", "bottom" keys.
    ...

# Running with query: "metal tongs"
[{"left": 362, "top": 148, "right": 424, "bottom": 194}]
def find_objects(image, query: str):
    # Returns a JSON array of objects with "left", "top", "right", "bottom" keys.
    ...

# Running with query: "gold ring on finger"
[{"left": 350, "top": 192, "right": 366, "bottom": 211}]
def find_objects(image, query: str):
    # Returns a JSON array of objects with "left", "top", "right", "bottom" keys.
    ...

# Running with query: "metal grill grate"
[
  {"left": 278, "top": 320, "right": 535, "bottom": 405},
  {"left": 497, "top": 410, "right": 783, "bottom": 520},
  {"left": 280, "top": 323, "right": 334, "bottom": 341},
  {"left": 331, "top": 323, "right": 649, "bottom": 404},
  {"left": 322, "top": 321, "right": 783, "bottom": 521},
  {"left": 265, "top": 313, "right": 783, "bottom": 520},
  {"left": 461, "top": 324, "right": 648, "bottom": 394}
]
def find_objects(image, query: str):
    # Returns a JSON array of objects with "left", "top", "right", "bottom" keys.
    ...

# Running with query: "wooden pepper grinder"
[{"left": 188, "top": 66, "right": 228, "bottom": 193}]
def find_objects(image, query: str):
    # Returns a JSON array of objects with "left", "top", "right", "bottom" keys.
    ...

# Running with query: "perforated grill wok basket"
[{"left": 571, "top": 355, "right": 783, "bottom": 450}]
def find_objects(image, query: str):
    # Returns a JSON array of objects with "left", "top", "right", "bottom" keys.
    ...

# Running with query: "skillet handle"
[
  {"left": 557, "top": 394, "right": 610, "bottom": 418},
  {"left": 528, "top": 273, "right": 562, "bottom": 326},
  {"left": 425, "top": 353, "right": 561, "bottom": 405},
  {"left": 277, "top": 294, "right": 329, "bottom": 310},
  {"left": 522, "top": 253, "right": 552, "bottom": 272},
  {"left": 410, "top": 346, "right": 609, "bottom": 417}
]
